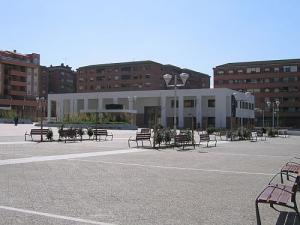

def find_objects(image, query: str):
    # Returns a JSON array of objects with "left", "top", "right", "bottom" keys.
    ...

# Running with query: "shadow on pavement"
[{"left": 276, "top": 212, "right": 300, "bottom": 225}]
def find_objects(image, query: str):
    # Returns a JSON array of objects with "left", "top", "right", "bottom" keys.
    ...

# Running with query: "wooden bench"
[
  {"left": 257, "top": 131, "right": 267, "bottom": 141},
  {"left": 199, "top": 134, "right": 217, "bottom": 147},
  {"left": 25, "top": 129, "right": 49, "bottom": 141},
  {"left": 93, "top": 129, "right": 113, "bottom": 141},
  {"left": 278, "top": 129, "right": 288, "bottom": 138},
  {"left": 255, "top": 172, "right": 300, "bottom": 225},
  {"left": 174, "top": 134, "right": 195, "bottom": 150},
  {"left": 128, "top": 133, "right": 151, "bottom": 148}
]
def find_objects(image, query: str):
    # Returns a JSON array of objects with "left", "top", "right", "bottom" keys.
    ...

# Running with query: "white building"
[{"left": 47, "top": 88, "right": 255, "bottom": 129}]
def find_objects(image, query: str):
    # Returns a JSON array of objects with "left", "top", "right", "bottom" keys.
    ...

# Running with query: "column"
[
  {"left": 160, "top": 96, "right": 167, "bottom": 127},
  {"left": 98, "top": 98, "right": 103, "bottom": 112},
  {"left": 128, "top": 98, "right": 133, "bottom": 110},
  {"left": 70, "top": 98, "right": 74, "bottom": 114},
  {"left": 196, "top": 96, "right": 202, "bottom": 129},
  {"left": 74, "top": 98, "right": 78, "bottom": 114},
  {"left": 59, "top": 99, "right": 64, "bottom": 121},
  {"left": 215, "top": 95, "right": 227, "bottom": 128},
  {"left": 47, "top": 99, "right": 51, "bottom": 122},
  {"left": 84, "top": 98, "right": 88, "bottom": 112},
  {"left": 113, "top": 98, "right": 118, "bottom": 104},
  {"left": 178, "top": 95, "right": 184, "bottom": 128}
]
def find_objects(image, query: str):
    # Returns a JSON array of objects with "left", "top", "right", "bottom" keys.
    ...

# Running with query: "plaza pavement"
[{"left": 0, "top": 124, "right": 299, "bottom": 225}]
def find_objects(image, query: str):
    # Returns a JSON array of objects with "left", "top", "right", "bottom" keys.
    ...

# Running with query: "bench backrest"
[
  {"left": 199, "top": 134, "right": 210, "bottom": 141},
  {"left": 251, "top": 132, "right": 258, "bottom": 137},
  {"left": 93, "top": 129, "right": 108, "bottom": 135},
  {"left": 136, "top": 133, "right": 151, "bottom": 140},
  {"left": 175, "top": 134, "right": 188, "bottom": 142},
  {"left": 31, "top": 129, "right": 49, "bottom": 135},
  {"left": 140, "top": 128, "right": 151, "bottom": 134}
]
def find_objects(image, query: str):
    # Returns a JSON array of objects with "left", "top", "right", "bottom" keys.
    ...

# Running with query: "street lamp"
[
  {"left": 163, "top": 73, "right": 189, "bottom": 135},
  {"left": 36, "top": 97, "right": 45, "bottom": 142},
  {"left": 266, "top": 99, "right": 280, "bottom": 128},
  {"left": 233, "top": 92, "right": 251, "bottom": 137}
]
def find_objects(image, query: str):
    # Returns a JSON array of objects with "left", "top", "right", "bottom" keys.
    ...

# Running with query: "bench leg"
[
  {"left": 294, "top": 200, "right": 300, "bottom": 223},
  {"left": 255, "top": 201, "right": 262, "bottom": 225}
]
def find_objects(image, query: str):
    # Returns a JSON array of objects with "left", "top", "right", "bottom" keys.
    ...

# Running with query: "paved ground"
[{"left": 0, "top": 124, "right": 299, "bottom": 225}]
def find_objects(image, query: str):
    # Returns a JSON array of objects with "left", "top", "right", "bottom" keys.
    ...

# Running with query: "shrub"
[
  {"left": 46, "top": 129, "right": 53, "bottom": 141},
  {"left": 163, "top": 129, "right": 172, "bottom": 144},
  {"left": 206, "top": 127, "right": 216, "bottom": 135},
  {"left": 267, "top": 128, "right": 278, "bottom": 137},
  {"left": 87, "top": 127, "right": 93, "bottom": 138}
]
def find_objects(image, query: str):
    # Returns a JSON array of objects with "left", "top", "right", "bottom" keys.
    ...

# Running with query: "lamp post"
[
  {"left": 233, "top": 92, "right": 251, "bottom": 138},
  {"left": 266, "top": 99, "right": 280, "bottom": 128},
  {"left": 163, "top": 73, "right": 189, "bottom": 135},
  {"left": 36, "top": 97, "right": 45, "bottom": 142}
]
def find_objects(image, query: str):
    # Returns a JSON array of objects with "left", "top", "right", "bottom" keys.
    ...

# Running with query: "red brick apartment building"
[
  {"left": 76, "top": 60, "right": 210, "bottom": 92},
  {"left": 0, "top": 50, "right": 43, "bottom": 119},
  {"left": 214, "top": 59, "right": 300, "bottom": 128},
  {"left": 41, "top": 63, "right": 76, "bottom": 94}
]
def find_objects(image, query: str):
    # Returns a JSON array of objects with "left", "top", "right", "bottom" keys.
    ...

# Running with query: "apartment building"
[
  {"left": 41, "top": 63, "right": 76, "bottom": 95},
  {"left": 214, "top": 59, "right": 300, "bottom": 128},
  {"left": 0, "top": 50, "right": 42, "bottom": 118},
  {"left": 76, "top": 61, "right": 210, "bottom": 92}
]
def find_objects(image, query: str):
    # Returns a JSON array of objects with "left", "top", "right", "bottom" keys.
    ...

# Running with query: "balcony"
[
  {"left": 10, "top": 70, "right": 27, "bottom": 78},
  {"left": 9, "top": 90, "right": 27, "bottom": 96},
  {"left": 10, "top": 80, "right": 27, "bottom": 87}
]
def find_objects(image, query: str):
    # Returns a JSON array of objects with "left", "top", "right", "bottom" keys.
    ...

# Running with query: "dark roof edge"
[
  {"left": 215, "top": 58, "right": 300, "bottom": 68},
  {"left": 77, "top": 60, "right": 162, "bottom": 70}
]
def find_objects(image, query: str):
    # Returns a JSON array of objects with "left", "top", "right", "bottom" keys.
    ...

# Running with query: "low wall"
[{"left": 43, "top": 123, "right": 138, "bottom": 130}]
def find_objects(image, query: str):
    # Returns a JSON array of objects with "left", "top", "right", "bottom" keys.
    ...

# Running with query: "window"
[
  {"left": 283, "top": 77, "right": 288, "bottom": 83},
  {"left": 218, "top": 71, "right": 224, "bottom": 75},
  {"left": 208, "top": 99, "right": 215, "bottom": 108},
  {"left": 114, "top": 76, "right": 119, "bottom": 80},
  {"left": 121, "top": 74, "right": 131, "bottom": 80},
  {"left": 274, "top": 67, "right": 280, "bottom": 72},
  {"left": 145, "top": 74, "right": 151, "bottom": 79},
  {"left": 228, "top": 70, "right": 234, "bottom": 74},
  {"left": 246, "top": 67, "right": 260, "bottom": 73},
  {"left": 96, "top": 76, "right": 105, "bottom": 81},
  {"left": 121, "top": 67, "right": 131, "bottom": 72},
  {"left": 283, "top": 65, "right": 297, "bottom": 72},
  {"left": 184, "top": 100, "right": 195, "bottom": 108},
  {"left": 265, "top": 68, "right": 270, "bottom": 72},
  {"left": 237, "top": 69, "right": 243, "bottom": 73},
  {"left": 207, "top": 117, "right": 215, "bottom": 127},
  {"left": 171, "top": 100, "right": 178, "bottom": 108}
]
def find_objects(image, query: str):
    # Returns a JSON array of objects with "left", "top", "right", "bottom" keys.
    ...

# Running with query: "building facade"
[
  {"left": 76, "top": 61, "right": 210, "bottom": 93},
  {"left": 0, "top": 50, "right": 42, "bottom": 118},
  {"left": 47, "top": 88, "right": 254, "bottom": 129},
  {"left": 41, "top": 63, "right": 76, "bottom": 95},
  {"left": 214, "top": 59, "right": 300, "bottom": 128}
]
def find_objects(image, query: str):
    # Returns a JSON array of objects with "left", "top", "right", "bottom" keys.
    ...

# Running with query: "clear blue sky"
[{"left": 1, "top": 0, "right": 300, "bottom": 81}]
